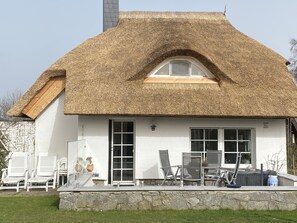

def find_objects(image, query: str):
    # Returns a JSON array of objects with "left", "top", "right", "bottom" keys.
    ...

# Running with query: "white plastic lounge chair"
[
  {"left": 159, "top": 150, "right": 180, "bottom": 185},
  {"left": 1, "top": 152, "right": 29, "bottom": 192},
  {"left": 27, "top": 154, "right": 57, "bottom": 192}
]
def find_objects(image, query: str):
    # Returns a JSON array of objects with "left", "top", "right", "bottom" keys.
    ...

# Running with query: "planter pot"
[
  {"left": 87, "top": 164, "right": 94, "bottom": 172},
  {"left": 268, "top": 175, "right": 278, "bottom": 186},
  {"left": 75, "top": 164, "right": 82, "bottom": 173}
]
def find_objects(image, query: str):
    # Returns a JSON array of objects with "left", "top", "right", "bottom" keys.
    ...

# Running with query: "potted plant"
[
  {"left": 86, "top": 156, "right": 94, "bottom": 172},
  {"left": 75, "top": 157, "right": 83, "bottom": 172},
  {"left": 266, "top": 150, "right": 285, "bottom": 186}
]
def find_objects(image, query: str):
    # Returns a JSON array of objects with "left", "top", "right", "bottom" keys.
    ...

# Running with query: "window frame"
[
  {"left": 149, "top": 56, "right": 215, "bottom": 78},
  {"left": 190, "top": 128, "right": 255, "bottom": 167},
  {"left": 190, "top": 128, "right": 219, "bottom": 160},
  {"left": 223, "top": 129, "right": 253, "bottom": 165}
]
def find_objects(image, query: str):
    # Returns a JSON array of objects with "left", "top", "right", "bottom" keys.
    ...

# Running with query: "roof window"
[
  {"left": 145, "top": 57, "right": 217, "bottom": 84},
  {"left": 151, "top": 57, "right": 214, "bottom": 78}
]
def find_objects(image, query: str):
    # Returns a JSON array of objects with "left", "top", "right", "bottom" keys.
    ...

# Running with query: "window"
[
  {"left": 152, "top": 57, "right": 213, "bottom": 78},
  {"left": 191, "top": 129, "right": 218, "bottom": 159},
  {"left": 224, "top": 129, "right": 252, "bottom": 164},
  {"left": 190, "top": 128, "right": 253, "bottom": 166},
  {"left": 144, "top": 57, "right": 217, "bottom": 84}
]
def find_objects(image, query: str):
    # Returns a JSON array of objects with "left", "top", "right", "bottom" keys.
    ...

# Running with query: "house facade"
[{"left": 8, "top": 9, "right": 297, "bottom": 185}]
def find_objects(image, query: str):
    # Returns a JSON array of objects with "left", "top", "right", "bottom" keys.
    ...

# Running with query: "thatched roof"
[{"left": 8, "top": 12, "right": 297, "bottom": 118}]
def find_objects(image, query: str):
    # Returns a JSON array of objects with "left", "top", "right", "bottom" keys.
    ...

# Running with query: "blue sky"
[{"left": 0, "top": 0, "right": 297, "bottom": 96}]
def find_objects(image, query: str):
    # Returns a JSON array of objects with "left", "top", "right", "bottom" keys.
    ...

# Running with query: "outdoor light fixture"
[
  {"left": 150, "top": 124, "right": 157, "bottom": 131},
  {"left": 150, "top": 118, "right": 157, "bottom": 131}
]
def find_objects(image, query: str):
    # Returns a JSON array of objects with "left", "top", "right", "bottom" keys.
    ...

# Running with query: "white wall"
[
  {"left": 78, "top": 116, "right": 287, "bottom": 182},
  {"left": 77, "top": 116, "right": 109, "bottom": 180},
  {"left": 35, "top": 92, "right": 78, "bottom": 164},
  {"left": 135, "top": 118, "right": 287, "bottom": 179}
]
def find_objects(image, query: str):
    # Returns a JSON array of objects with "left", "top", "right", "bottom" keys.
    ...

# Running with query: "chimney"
[{"left": 103, "top": 0, "right": 119, "bottom": 31}]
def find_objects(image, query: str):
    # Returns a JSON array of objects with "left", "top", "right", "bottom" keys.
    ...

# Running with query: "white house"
[{"left": 8, "top": 2, "right": 297, "bottom": 185}]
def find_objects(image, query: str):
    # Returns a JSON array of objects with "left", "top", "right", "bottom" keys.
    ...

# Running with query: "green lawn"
[{"left": 0, "top": 196, "right": 297, "bottom": 223}]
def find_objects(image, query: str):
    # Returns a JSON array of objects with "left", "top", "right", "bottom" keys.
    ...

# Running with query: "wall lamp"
[
  {"left": 150, "top": 118, "right": 157, "bottom": 131},
  {"left": 150, "top": 124, "right": 157, "bottom": 131}
]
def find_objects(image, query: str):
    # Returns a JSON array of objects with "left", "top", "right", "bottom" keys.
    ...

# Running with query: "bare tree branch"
[
  {"left": 289, "top": 38, "right": 297, "bottom": 83},
  {"left": 0, "top": 90, "right": 22, "bottom": 119}
]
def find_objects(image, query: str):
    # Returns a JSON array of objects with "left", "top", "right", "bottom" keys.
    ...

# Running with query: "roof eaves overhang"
[{"left": 21, "top": 76, "right": 66, "bottom": 119}]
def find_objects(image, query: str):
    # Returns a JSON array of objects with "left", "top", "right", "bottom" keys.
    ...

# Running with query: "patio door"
[{"left": 110, "top": 120, "right": 134, "bottom": 184}]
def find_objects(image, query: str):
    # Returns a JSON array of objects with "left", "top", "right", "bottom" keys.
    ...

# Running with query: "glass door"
[{"left": 111, "top": 121, "right": 134, "bottom": 184}]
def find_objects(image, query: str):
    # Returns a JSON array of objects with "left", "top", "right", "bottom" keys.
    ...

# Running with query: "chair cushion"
[
  {"left": 226, "top": 184, "right": 241, "bottom": 188},
  {"left": 27, "top": 177, "right": 53, "bottom": 183},
  {"left": 2, "top": 177, "right": 25, "bottom": 184}
]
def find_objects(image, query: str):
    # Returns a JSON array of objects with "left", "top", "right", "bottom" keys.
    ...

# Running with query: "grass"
[{"left": 0, "top": 196, "right": 297, "bottom": 223}]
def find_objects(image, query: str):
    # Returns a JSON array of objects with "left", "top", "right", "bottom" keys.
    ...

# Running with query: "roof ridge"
[{"left": 119, "top": 11, "right": 226, "bottom": 20}]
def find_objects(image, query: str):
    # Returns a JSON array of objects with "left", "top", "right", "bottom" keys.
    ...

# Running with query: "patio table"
[{"left": 179, "top": 165, "right": 221, "bottom": 186}]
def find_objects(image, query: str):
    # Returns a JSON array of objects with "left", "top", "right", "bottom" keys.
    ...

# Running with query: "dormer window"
[
  {"left": 145, "top": 57, "right": 217, "bottom": 84},
  {"left": 155, "top": 59, "right": 208, "bottom": 77}
]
